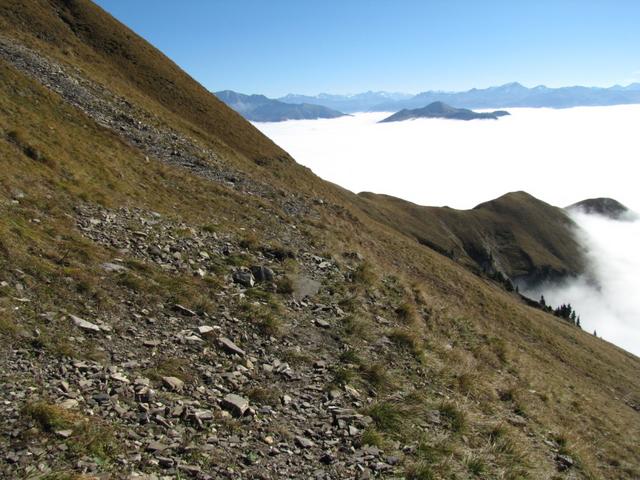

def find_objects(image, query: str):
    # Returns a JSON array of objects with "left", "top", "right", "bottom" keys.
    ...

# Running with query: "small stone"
[
  {"left": 111, "top": 373, "right": 130, "bottom": 384},
  {"left": 146, "top": 441, "right": 169, "bottom": 453},
  {"left": 315, "top": 319, "right": 330, "bottom": 329},
  {"left": 281, "top": 394, "right": 292, "bottom": 405},
  {"left": 218, "top": 337, "right": 245, "bottom": 356},
  {"left": 173, "top": 304, "right": 196, "bottom": 316},
  {"left": 344, "top": 384, "right": 361, "bottom": 398},
  {"left": 59, "top": 399, "right": 79, "bottom": 409},
  {"left": 556, "top": 454, "right": 575, "bottom": 471},
  {"left": 157, "top": 456, "right": 175, "bottom": 468},
  {"left": 320, "top": 452, "right": 335, "bottom": 464},
  {"left": 263, "top": 435, "right": 274, "bottom": 445},
  {"left": 194, "top": 409, "right": 214, "bottom": 420},
  {"left": 101, "top": 262, "right": 128, "bottom": 273},
  {"left": 295, "top": 436, "right": 315, "bottom": 449},
  {"left": 92, "top": 392, "right": 111, "bottom": 404},
  {"left": 232, "top": 270, "right": 255, "bottom": 288},
  {"left": 222, "top": 393, "right": 250, "bottom": 417},
  {"left": 162, "top": 376, "right": 185, "bottom": 391},
  {"left": 329, "top": 389, "right": 342, "bottom": 400},
  {"left": 250, "top": 266, "right": 274, "bottom": 283},
  {"left": 179, "top": 464, "right": 202, "bottom": 476},
  {"left": 197, "top": 325, "right": 215, "bottom": 335},
  {"left": 55, "top": 429, "right": 73, "bottom": 438},
  {"left": 70, "top": 315, "right": 101, "bottom": 333}
]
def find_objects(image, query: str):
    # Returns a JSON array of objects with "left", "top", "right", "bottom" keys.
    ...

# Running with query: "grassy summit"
[{"left": 0, "top": 1, "right": 639, "bottom": 478}]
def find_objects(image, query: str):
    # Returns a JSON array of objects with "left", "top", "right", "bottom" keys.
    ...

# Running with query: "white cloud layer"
[
  {"left": 254, "top": 106, "right": 640, "bottom": 355},
  {"left": 254, "top": 106, "right": 640, "bottom": 211},
  {"left": 522, "top": 212, "right": 640, "bottom": 356}
]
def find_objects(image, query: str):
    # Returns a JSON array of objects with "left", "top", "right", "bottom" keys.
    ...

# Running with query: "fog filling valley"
[
  {"left": 255, "top": 105, "right": 640, "bottom": 355},
  {"left": 522, "top": 211, "right": 640, "bottom": 356}
]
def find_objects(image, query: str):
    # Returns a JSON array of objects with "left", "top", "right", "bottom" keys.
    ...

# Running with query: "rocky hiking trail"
[{"left": 0, "top": 200, "right": 416, "bottom": 479}]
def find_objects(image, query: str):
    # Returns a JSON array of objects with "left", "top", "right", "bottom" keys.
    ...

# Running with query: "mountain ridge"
[
  {"left": 215, "top": 90, "right": 346, "bottom": 122},
  {"left": 279, "top": 82, "right": 640, "bottom": 112}
]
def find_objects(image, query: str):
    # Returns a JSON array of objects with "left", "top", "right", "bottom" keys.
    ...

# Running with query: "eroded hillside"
[{"left": 0, "top": 1, "right": 639, "bottom": 479}]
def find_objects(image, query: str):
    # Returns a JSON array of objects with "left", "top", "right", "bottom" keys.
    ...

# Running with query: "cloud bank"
[
  {"left": 522, "top": 211, "right": 640, "bottom": 356},
  {"left": 254, "top": 106, "right": 640, "bottom": 355},
  {"left": 254, "top": 106, "right": 640, "bottom": 211}
]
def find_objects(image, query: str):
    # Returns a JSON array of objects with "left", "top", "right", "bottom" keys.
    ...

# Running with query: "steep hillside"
[
  {"left": 357, "top": 191, "right": 585, "bottom": 285},
  {"left": 0, "top": 2, "right": 639, "bottom": 479},
  {"left": 215, "top": 90, "right": 346, "bottom": 122}
]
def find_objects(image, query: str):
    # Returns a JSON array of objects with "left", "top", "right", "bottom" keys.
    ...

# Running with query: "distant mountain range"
[
  {"left": 279, "top": 82, "right": 640, "bottom": 112},
  {"left": 214, "top": 90, "right": 346, "bottom": 122},
  {"left": 279, "top": 91, "right": 413, "bottom": 114},
  {"left": 379, "top": 101, "right": 510, "bottom": 123}
]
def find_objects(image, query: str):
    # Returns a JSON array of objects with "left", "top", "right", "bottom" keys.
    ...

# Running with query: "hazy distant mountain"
[
  {"left": 278, "top": 91, "right": 413, "bottom": 113},
  {"left": 377, "top": 82, "right": 640, "bottom": 111},
  {"left": 280, "top": 82, "right": 640, "bottom": 112},
  {"left": 215, "top": 90, "right": 346, "bottom": 122},
  {"left": 379, "top": 101, "right": 510, "bottom": 123},
  {"left": 567, "top": 198, "right": 636, "bottom": 220}
]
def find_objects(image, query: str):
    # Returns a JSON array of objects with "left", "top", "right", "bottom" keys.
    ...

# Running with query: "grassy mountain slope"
[
  {"left": 0, "top": 1, "right": 639, "bottom": 479},
  {"left": 358, "top": 191, "right": 585, "bottom": 284}
]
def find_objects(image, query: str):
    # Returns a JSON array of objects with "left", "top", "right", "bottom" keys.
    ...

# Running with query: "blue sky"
[{"left": 94, "top": 0, "right": 640, "bottom": 97}]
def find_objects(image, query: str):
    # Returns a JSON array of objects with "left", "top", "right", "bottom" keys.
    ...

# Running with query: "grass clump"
[
  {"left": 332, "top": 366, "right": 357, "bottom": 386},
  {"left": 339, "top": 348, "right": 361, "bottom": 364},
  {"left": 405, "top": 462, "right": 435, "bottom": 480},
  {"left": 342, "top": 314, "right": 371, "bottom": 339},
  {"left": 144, "top": 356, "right": 195, "bottom": 384},
  {"left": 361, "top": 362, "right": 392, "bottom": 390},
  {"left": 0, "top": 315, "right": 19, "bottom": 337},
  {"left": 246, "top": 386, "right": 281, "bottom": 406},
  {"left": 465, "top": 455, "right": 486, "bottom": 476},
  {"left": 352, "top": 261, "right": 376, "bottom": 285},
  {"left": 438, "top": 401, "right": 466, "bottom": 433},
  {"left": 239, "top": 232, "right": 259, "bottom": 250},
  {"left": 275, "top": 276, "right": 294, "bottom": 294},
  {"left": 396, "top": 301, "right": 418, "bottom": 323},
  {"left": 23, "top": 402, "right": 74, "bottom": 431},
  {"left": 7, "top": 128, "right": 54, "bottom": 167},
  {"left": 23, "top": 401, "right": 119, "bottom": 461},
  {"left": 360, "top": 427, "right": 385, "bottom": 447},
  {"left": 366, "top": 401, "right": 406, "bottom": 433},
  {"left": 388, "top": 327, "right": 423, "bottom": 357}
]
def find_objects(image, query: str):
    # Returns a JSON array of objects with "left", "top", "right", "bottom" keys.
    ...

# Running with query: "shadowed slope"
[{"left": 358, "top": 191, "right": 585, "bottom": 283}]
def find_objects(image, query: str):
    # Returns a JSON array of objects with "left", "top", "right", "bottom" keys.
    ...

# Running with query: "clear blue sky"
[{"left": 94, "top": 0, "right": 640, "bottom": 97}]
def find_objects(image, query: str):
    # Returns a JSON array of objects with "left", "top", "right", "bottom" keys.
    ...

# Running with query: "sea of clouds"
[
  {"left": 254, "top": 105, "right": 640, "bottom": 355},
  {"left": 522, "top": 211, "right": 640, "bottom": 355}
]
